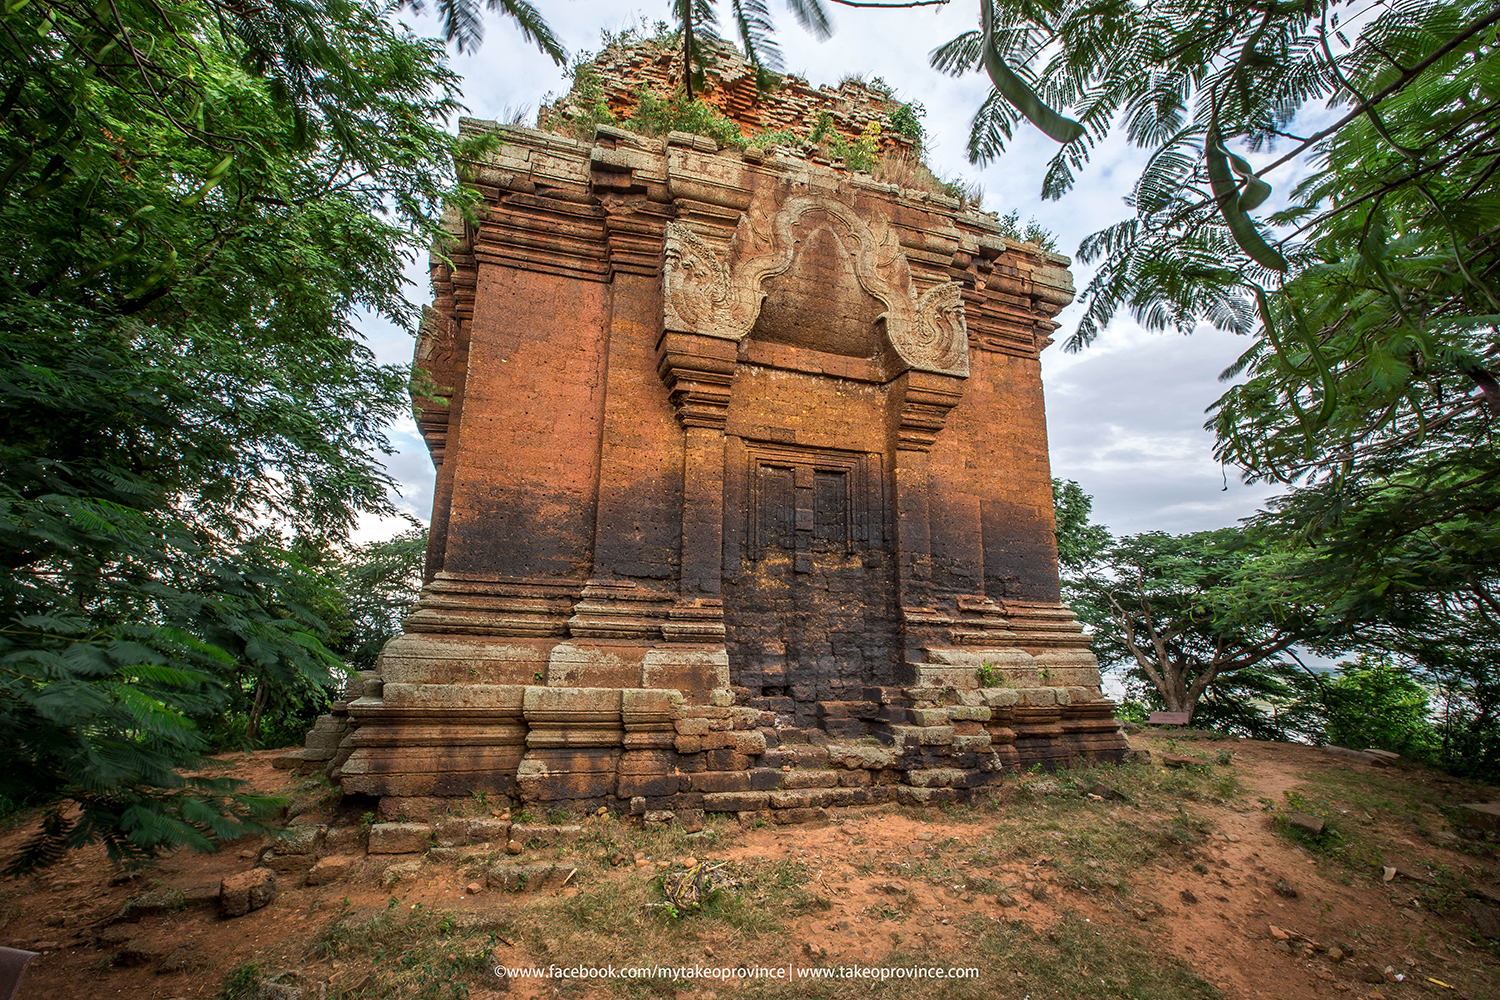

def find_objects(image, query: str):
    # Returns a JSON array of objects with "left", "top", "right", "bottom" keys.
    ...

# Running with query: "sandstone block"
[
  {"left": 769, "top": 788, "right": 830, "bottom": 809},
  {"left": 789, "top": 745, "right": 830, "bottom": 768},
  {"left": 220, "top": 869, "right": 276, "bottom": 917},
  {"left": 699, "top": 730, "right": 735, "bottom": 751},
  {"left": 486, "top": 863, "right": 575, "bottom": 892},
  {"left": 897, "top": 786, "right": 959, "bottom": 806},
  {"left": 948, "top": 705, "right": 991, "bottom": 722},
  {"left": 368, "top": 822, "right": 432, "bottom": 855},
  {"left": 780, "top": 769, "right": 838, "bottom": 789},
  {"left": 617, "top": 773, "right": 680, "bottom": 797},
  {"left": 678, "top": 704, "right": 733, "bottom": 719},
  {"left": 688, "top": 770, "right": 754, "bottom": 794},
  {"left": 981, "top": 688, "right": 1020, "bottom": 708},
  {"left": 729, "top": 707, "right": 762, "bottom": 730},
  {"left": 433, "top": 818, "right": 470, "bottom": 847},
  {"left": 703, "top": 791, "right": 769, "bottom": 812},
  {"left": 262, "top": 853, "right": 316, "bottom": 875},
  {"left": 511, "top": 824, "right": 583, "bottom": 846},
  {"left": 468, "top": 818, "right": 511, "bottom": 844},
  {"left": 905, "top": 768, "right": 968, "bottom": 789},
  {"left": 731, "top": 730, "right": 767, "bottom": 755},
  {"left": 272, "top": 825, "right": 319, "bottom": 856},
  {"left": 826, "top": 787, "right": 873, "bottom": 807},
  {"left": 771, "top": 807, "right": 827, "bottom": 824},
  {"left": 826, "top": 744, "right": 896, "bottom": 769},
  {"left": 306, "top": 855, "right": 358, "bottom": 886}
]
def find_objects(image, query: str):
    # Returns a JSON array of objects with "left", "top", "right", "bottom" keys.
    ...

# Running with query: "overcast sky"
[{"left": 354, "top": 0, "right": 1285, "bottom": 543}]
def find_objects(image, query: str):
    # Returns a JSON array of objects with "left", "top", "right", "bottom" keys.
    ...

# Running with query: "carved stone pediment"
[{"left": 663, "top": 195, "right": 969, "bottom": 378}]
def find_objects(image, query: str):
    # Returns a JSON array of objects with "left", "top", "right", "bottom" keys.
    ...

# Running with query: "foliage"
[
  {"left": 1250, "top": 460, "right": 1500, "bottom": 778},
  {"left": 887, "top": 100, "right": 926, "bottom": 152},
  {"left": 931, "top": 0, "right": 1499, "bottom": 777},
  {"left": 0, "top": 0, "right": 473, "bottom": 868},
  {"left": 934, "top": 2, "right": 1498, "bottom": 503},
  {"left": 825, "top": 120, "right": 882, "bottom": 172},
  {"left": 1051, "top": 478, "right": 1111, "bottom": 574},
  {"left": 334, "top": 528, "right": 428, "bottom": 673},
  {"left": 630, "top": 87, "right": 747, "bottom": 147},
  {"left": 996, "top": 210, "right": 1058, "bottom": 253},
  {"left": 1317, "top": 655, "right": 1440, "bottom": 760},
  {"left": 554, "top": 58, "right": 618, "bottom": 138}
]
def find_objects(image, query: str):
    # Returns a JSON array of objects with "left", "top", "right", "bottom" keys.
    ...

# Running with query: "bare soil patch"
[{"left": 2, "top": 735, "right": 1498, "bottom": 1000}]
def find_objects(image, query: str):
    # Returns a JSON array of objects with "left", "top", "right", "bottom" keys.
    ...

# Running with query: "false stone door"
[{"left": 721, "top": 440, "right": 898, "bottom": 729}]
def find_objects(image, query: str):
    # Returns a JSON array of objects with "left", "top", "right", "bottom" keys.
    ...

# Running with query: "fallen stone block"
[
  {"left": 220, "top": 868, "right": 276, "bottom": 917},
  {"left": 1456, "top": 802, "right": 1500, "bottom": 834},
  {"left": 904, "top": 768, "right": 968, "bottom": 789},
  {"left": 381, "top": 860, "right": 423, "bottom": 888},
  {"left": 1285, "top": 812, "right": 1326, "bottom": 837},
  {"left": 432, "top": 818, "right": 471, "bottom": 847},
  {"left": 468, "top": 818, "right": 512, "bottom": 844},
  {"left": 510, "top": 823, "right": 582, "bottom": 846},
  {"left": 262, "top": 853, "right": 317, "bottom": 875},
  {"left": 306, "top": 855, "right": 358, "bottom": 886},
  {"left": 115, "top": 887, "right": 187, "bottom": 922}
]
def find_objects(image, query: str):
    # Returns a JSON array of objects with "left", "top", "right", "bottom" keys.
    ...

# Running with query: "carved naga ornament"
[{"left": 663, "top": 195, "right": 970, "bottom": 378}]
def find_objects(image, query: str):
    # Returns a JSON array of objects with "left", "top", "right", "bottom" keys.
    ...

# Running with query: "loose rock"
[{"left": 219, "top": 868, "right": 276, "bottom": 917}]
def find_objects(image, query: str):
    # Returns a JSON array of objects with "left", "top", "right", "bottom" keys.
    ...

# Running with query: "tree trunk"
[
  {"left": 245, "top": 678, "right": 269, "bottom": 745},
  {"left": 683, "top": 8, "right": 694, "bottom": 99}
]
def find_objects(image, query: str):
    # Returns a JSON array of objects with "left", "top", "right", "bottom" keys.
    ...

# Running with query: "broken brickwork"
[
  {"left": 538, "top": 33, "right": 918, "bottom": 158},
  {"left": 284, "top": 48, "right": 1128, "bottom": 821}
]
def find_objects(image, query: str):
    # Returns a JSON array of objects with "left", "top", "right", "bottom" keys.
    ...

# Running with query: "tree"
[
  {"left": 1251, "top": 468, "right": 1500, "bottom": 776},
  {"left": 928, "top": 0, "right": 1498, "bottom": 761},
  {"left": 1069, "top": 529, "right": 1323, "bottom": 722},
  {"left": 1051, "top": 478, "right": 1111, "bottom": 575},
  {"left": 0, "top": 0, "right": 490, "bottom": 869},
  {"left": 931, "top": 1, "right": 1498, "bottom": 488},
  {"left": 333, "top": 528, "right": 429, "bottom": 673}
]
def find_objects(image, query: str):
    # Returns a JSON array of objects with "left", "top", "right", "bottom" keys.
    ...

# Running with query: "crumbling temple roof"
[{"left": 538, "top": 30, "right": 922, "bottom": 163}]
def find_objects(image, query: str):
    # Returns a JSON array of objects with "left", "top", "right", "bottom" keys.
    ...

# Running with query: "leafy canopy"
[
  {"left": 0, "top": 0, "right": 480, "bottom": 868},
  {"left": 934, "top": 1, "right": 1498, "bottom": 490}
]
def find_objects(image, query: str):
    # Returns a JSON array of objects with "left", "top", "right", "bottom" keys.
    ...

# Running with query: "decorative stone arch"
[{"left": 663, "top": 194, "right": 969, "bottom": 377}]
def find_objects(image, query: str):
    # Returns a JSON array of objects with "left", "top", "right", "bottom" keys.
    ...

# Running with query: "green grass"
[{"left": 312, "top": 899, "right": 499, "bottom": 1000}]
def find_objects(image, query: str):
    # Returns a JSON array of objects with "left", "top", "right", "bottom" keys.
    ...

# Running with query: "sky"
[{"left": 354, "top": 0, "right": 1286, "bottom": 543}]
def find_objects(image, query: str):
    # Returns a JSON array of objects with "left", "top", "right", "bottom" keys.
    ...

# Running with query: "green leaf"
[
  {"left": 1206, "top": 125, "right": 1286, "bottom": 271},
  {"left": 980, "top": 2, "right": 1084, "bottom": 144}
]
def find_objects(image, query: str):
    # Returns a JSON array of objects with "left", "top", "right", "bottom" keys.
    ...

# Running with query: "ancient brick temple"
[{"left": 293, "top": 59, "right": 1127, "bottom": 820}]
